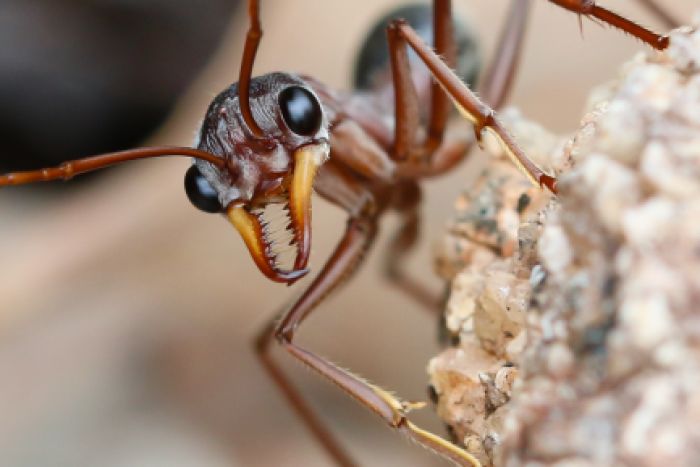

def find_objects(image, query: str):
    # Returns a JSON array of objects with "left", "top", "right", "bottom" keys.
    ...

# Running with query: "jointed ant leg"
[
  {"left": 267, "top": 216, "right": 480, "bottom": 466},
  {"left": 546, "top": 0, "right": 670, "bottom": 50},
  {"left": 388, "top": 0, "right": 457, "bottom": 162},
  {"left": 384, "top": 183, "right": 442, "bottom": 313},
  {"left": 256, "top": 216, "right": 378, "bottom": 467},
  {"left": 387, "top": 11, "right": 421, "bottom": 162},
  {"left": 480, "top": 0, "right": 533, "bottom": 109},
  {"left": 255, "top": 313, "right": 356, "bottom": 467},
  {"left": 254, "top": 162, "right": 374, "bottom": 467},
  {"left": 425, "top": 0, "right": 457, "bottom": 153},
  {"left": 254, "top": 215, "right": 375, "bottom": 467},
  {"left": 404, "top": 0, "right": 671, "bottom": 181},
  {"left": 396, "top": 0, "right": 535, "bottom": 179},
  {"left": 255, "top": 164, "right": 481, "bottom": 466},
  {"left": 388, "top": 0, "right": 537, "bottom": 310},
  {"left": 389, "top": 19, "right": 557, "bottom": 193}
]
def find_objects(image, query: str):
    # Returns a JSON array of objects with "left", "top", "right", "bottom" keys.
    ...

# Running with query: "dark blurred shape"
[
  {"left": 0, "top": 0, "right": 238, "bottom": 174},
  {"left": 353, "top": 4, "right": 481, "bottom": 91}
]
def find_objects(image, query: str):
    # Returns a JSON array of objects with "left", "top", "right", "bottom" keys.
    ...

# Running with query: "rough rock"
[{"left": 429, "top": 20, "right": 700, "bottom": 467}]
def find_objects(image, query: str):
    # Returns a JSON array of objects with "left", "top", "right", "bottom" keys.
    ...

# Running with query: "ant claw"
[
  {"left": 539, "top": 174, "right": 558, "bottom": 195},
  {"left": 402, "top": 400, "right": 427, "bottom": 414}
]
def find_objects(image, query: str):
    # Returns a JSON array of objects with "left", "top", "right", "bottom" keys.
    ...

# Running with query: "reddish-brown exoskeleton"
[{"left": 0, "top": 1, "right": 677, "bottom": 465}]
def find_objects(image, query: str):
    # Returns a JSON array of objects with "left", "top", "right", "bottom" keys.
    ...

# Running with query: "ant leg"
[
  {"left": 400, "top": 0, "right": 537, "bottom": 179},
  {"left": 429, "top": 0, "right": 531, "bottom": 176},
  {"left": 386, "top": 2, "right": 421, "bottom": 162},
  {"left": 255, "top": 165, "right": 481, "bottom": 466},
  {"left": 394, "top": 0, "right": 534, "bottom": 180},
  {"left": 424, "top": 0, "right": 457, "bottom": 154},
  {"left": 546, "top": 0, "right": 669, "bottom": 50},
  {"left": 270, "top": 217, "right": 480, "bottom": 467},
  {"left": 255, "top": 316, "right": 357, "bottom": 467},
  {"left": 321, "top": 137, "right": 438, "bottom": 312},
  {"left": 254, "top": 217, "right": 375, "bottom": 467},
  {"left": 391, "top": 0, "right": 532, "bottom": 161},
  {"left": 387, "top": 0, "right": 459, "bottom": 162},
  {"left": 480, "top": 0, "right": 533, "bottom": 109},
  {"left": 254, "top": 164, "right": 372, "bottom": 467},
  {"left": 390, "top": 20, "right": 557, "bottom": 193},
  {"left": 633, "top": 0, "right": 680, "bottom": 29},
  {"left": 384, "top": 183, "right": 442, "bottom": 313}
]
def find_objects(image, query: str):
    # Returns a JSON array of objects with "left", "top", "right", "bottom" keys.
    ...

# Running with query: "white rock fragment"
[
  {"left": 619, "top": 63, "right": 680, "bottom": 114},
  {"left": 538, "top": 223, "right": 571, "bottom": 275},
  {"left": 622, "top": 196, "right": 676, "bottom": 249},
  {"left": 667, "top": 26, "right": 700, "bottom": 74},
  {"left": 671, "top": 74, "right": 700, "bottom": 125},
  {"left": 619, "top": 293, "right": 676, "bottom": 349},
  {"left": 579, "top": 153, "right": 641, "bottom": 234},
  {"left": 546, "top": 342, "right": 574, "bottom": 379},
  {"left": 642, "top": 140, "right": 700, "bottom": 198},
  {"left": 592, "top": 99, "right": 646, "bottom": 166}
]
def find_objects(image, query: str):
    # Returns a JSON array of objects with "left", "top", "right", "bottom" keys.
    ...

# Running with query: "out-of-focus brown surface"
[
  {"left": 0, "top": 0, "right": 236, "bottom": 171},
  {"left": 0, "top": 2, "right": 696, "bottom": 466}
]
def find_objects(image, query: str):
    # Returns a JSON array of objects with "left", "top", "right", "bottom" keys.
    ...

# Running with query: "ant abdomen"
[{"left": 353, "top": 4, "right": 482, "bottom": 93}]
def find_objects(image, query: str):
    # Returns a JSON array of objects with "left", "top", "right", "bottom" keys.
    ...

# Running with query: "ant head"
[{"left": 186, "top": 72, "right": 330, "bottom": 284}]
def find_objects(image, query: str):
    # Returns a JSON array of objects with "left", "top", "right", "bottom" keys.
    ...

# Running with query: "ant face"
[{"left": 186, "top": 72, "right": 330, "bottom": 283}]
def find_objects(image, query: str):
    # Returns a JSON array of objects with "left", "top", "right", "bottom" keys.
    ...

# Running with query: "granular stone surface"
[{"left": 429, "top": 18, "right": 700, "bottom": 467}]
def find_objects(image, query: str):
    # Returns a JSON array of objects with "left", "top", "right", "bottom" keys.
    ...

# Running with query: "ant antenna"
[
  {"left": 238, "top": 0, "right": 266, "bottom": 138},
  {"left": 0, "top": 147, "right": 225, "bottom": 186}
]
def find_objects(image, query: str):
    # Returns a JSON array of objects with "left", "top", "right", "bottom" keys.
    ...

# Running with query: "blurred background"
[{"left": 0, "top": 1, "right": 695, "bottom": 466}]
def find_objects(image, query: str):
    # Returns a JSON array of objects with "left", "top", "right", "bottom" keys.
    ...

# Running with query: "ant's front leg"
[
  {"left": 547, "top": 0, "right": 670, "bottom": 49},
  {"left": 254, "top": 161, "right": 482, "bottom": 467}
]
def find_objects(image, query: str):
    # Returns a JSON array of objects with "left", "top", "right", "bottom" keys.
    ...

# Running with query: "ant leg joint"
[
  {"left": 274, "top": 326, "right": 294, "bottom": 345},
  {"left": 387, "top": 18, "right": 409, "bottom": 31},
  {"left": 59, "top": 162, "right": 75, "bottom": 180},
  {"left": 474, "top": 111, "right": 496, "bottom": 144}
]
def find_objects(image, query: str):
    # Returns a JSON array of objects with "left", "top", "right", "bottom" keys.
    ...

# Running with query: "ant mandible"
[{"left": 0, "top": 0, "right": 675, "bottom": 465}]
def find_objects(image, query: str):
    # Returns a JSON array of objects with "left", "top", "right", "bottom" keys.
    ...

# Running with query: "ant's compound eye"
[
  {"left": 184, "top": 165, "right": 222, "bottom": 213},
  {"left": 278, "top": 86, "right": 322, "bottom": 136}
]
